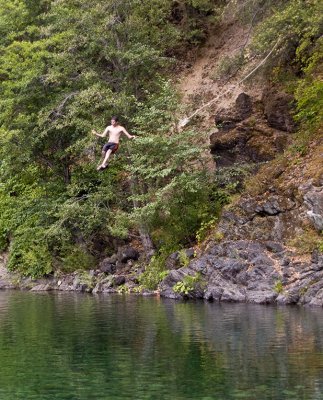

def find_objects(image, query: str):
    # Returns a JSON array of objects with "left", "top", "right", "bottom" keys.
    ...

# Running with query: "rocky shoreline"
[
  {"left": 0, "top": 246, "right": 155, "bottom": 296},
  {"left": 1, "top": 240, "right": 323, "bottom": 307},
  {"left": 160, "top": 240, "right": 323, "bottom": 307}
]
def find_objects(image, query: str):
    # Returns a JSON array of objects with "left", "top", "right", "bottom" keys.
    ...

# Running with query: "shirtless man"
[{"left": 92, "top": 116, "right": 135, "bottom": 171}]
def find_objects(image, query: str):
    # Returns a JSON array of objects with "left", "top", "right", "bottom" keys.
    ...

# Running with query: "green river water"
[{"left": 0, "top": 291, "right": 322, "bottom": 400}]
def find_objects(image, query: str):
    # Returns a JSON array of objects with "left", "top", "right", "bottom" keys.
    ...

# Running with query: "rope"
[{"left": 178, "top": 40, "right": 280, "bottom": 128}]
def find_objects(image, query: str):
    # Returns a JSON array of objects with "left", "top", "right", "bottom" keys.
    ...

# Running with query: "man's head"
[{"left": 111, "top": 116, "right": 119, "bottom": 126}]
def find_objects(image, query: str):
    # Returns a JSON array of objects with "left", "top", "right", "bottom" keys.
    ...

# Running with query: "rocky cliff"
[
  {"left": 158, "top": 12, "right": 322, "bottom": 305},
  {"left": 159, "top": 81, "right": 322, "bottom": 304}
]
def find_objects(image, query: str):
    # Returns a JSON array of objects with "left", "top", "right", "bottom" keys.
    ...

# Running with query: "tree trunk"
[
  {"left": 138, "top": 228, "right": 155, "bottom": 260},
  {"left": 129, "top": 175, "right": 155, "bottom": 260}
]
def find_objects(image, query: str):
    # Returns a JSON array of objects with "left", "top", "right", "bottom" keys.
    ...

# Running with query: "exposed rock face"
[
  {"left": 160, "top": 128, "right": 322, "bottom": 305},
  {"left": 160, "top": 240, "right": 323, "bottom": 306},
  {"left": 99, "top": 246, "right": 139, "bottom": 274},
  {"left": 165, "top": 248, "right": 195, "bottom": 270},
  {"left": 161, "top": 120, "right": 322, "bottom": 305},
  {"left": 262, "top": 88, "right": 296, "bottom": 132},
  {"left": 214, "top": 92, "right": 252, "bottom": 131},
  {"left": 118, "top": 246, "right": 140, "bottom": 263},
  {"left": 217, "top": 180, "right": 323, "bottom": 243},
  {"left": 210, "top": 91, "right": 291, "bottom": 167},
  {"left": 302, "top": 184, "right": 323, "bottom": 231}
]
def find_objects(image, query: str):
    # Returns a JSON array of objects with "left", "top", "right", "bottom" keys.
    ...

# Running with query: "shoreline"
[{"left": 1, "top": 239, "right": 323, "bottom": 308}]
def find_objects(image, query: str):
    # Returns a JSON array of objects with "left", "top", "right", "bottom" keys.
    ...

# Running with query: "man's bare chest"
[{"left": 109, "top": 126, "right": 123, "bottom": 135}]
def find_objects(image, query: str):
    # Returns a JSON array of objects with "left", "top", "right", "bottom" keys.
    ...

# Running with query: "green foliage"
[
  {"left": 273, "top": 280, "right": 284, "bottom": 294},
  {"left": 294, "top": 35, "right": 323, "bottom": 131},
  {"left": 8, "top": 228, "right": 52, "bottom": 279},
  {"left": 289, "top": 229, "right": 323, "bottom": 255},
  {"left": 78, "top": 271, "right": 95, "bottom": 289},
  {"left": 0, "top": 0, "right": 233, "bottom": 277},
  {"left": 170, "top": 0, "right": 225, "bottom": 46},
  {"left": 188, "top": 0, "right": 217, "bottom": 12},
  {"left": 252, "top": 0, "right": 322, "bottom": 60},
  {"left": 213, "top": 52, "right": 245, "bottom": 80},
  {"left": 0, "top": 0, "right": 168, "bottom": 276},
  {"left": 289, "top": 142, "right": 309, "bottom": 157},
  {"left": 173, "top": 272, "right": 203, "bottom": 295},
  {"left": 295, "top": 78, "right": 323, "bottom": 129},
  {"left": 196, "top": 217, "right": 218, "bottom": 245},
  {"left": 138, "top": 248, "right": 172, "bottom": 290},
  {"left": 215, "top": 163, "right": 255, "bottom": 193},
  {"left": 252, "top": 0, "right": 323, "bottom": 144},
  {"left": 59, "top": 246, "right": 95, "bottom": 273},
  {"left": 125, "top": 79, "right": 220, "bottom": 249},
  {"left": 178, "top": 249, "right": 191, "bottom": 268}
]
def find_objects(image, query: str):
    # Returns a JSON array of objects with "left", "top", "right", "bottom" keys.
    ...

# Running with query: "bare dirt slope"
[{"left": 177, "top": 20, "right": 266, "bottom": 129}]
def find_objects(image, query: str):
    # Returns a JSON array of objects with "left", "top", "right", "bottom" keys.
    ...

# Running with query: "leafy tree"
[
  {"left": 252, "top": 0, "right": 323, "bottom": 133},
  {"left": 0, "top": 0, "right": 224, "bottom": 276},
  {"left": 124, "top": 79, "right": 221, "bottom": 264}
]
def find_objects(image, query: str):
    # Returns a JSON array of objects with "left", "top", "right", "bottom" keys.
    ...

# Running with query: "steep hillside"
[
  {"left": 160, "top": 3, "right": 323, "bottom": 305},
  {"left": 0, "top": 1, "right": 322, "bottom": 304}
]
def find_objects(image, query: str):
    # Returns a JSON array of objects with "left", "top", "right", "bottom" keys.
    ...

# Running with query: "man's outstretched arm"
[
  {"left": 122, "top": 128, "right": 136, "bottom": 139},
  {"left": 92, "top": 126, "right": 109, "bottom": 138}
]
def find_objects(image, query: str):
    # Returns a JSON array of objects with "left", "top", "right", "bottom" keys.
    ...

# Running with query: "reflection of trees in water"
[
  {"left": 141, "top": 299, "right": 323, "bottom": 397},
  {"left": 167, "top": 301, "right": 323, "bottom": 391},
  {"left": 0, "top": 292, "right": 322, "bottom": 399}
]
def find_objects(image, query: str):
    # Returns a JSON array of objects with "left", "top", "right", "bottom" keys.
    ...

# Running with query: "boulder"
[
  {"left": 303, "top": 185, "right": 323, "bottom": 231},
  {"left": 264, "top": 241, "right": 285, "bottom": 254},
  {"left": 99, "top": 260, "right": 116, "bottom": 274},
  {"left": 0, "top": 279, "right": 7, "bottom": 289},
  {"left": 99, "top": 253, "right": 119, "bottom": 274},
  {"left": 262, "top": 89, "right": 295, "bottom": 132},
  {"left": 214, "top": 92, "right": 252, "bottom": 131},
  {"left": 118, "top": 246, "right": 140, "bottom": 263},
  {"left": 113, "top": 275, "right": 126, "bottom": 286},
  {"left": 92, "top": 283, "right": 102, "bottom": 294},
  {"left": 30, "top": 283, "right": 52, "bottom": 291},
  {"left": 235, "top": 92, "right": 252, "bottom": 120}
]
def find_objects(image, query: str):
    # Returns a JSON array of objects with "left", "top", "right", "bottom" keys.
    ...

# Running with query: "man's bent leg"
[
  {"left": 100, "top": 149, "right": 112, "bottom": 168},
  {"left": 97, "top": 151, "right": 106, "bottom": 169}
]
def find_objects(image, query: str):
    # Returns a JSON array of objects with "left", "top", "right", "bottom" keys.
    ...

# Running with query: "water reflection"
[{"left": 0, "top": 292, "right": 322, "bottom": 400}]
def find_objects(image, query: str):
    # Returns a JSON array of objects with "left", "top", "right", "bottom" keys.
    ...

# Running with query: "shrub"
[
  {"left": 173, "top": 272, "right": 204, "bottom": 295},
  {"left": 138, "top": 247, "right": 173, "bottom": 290},
  {"left": 289, "top": 228, "right": 323, "bottom": 255},
  {"left": 213, "top": 52, "right": 245, "bottom": 80},
  {"left": 196, "top": 217, "right": 218, "bottom": 245},
  {"left": 8, "top": 229, "right": 52, "bottom": 278},
  {"left": 58, "top": 245, "right": 95, "bottom": 273},
  {"left": 274, "top": 280, "right": 284, "bottom": 294},
  {"left": 178, "top": 249, "right": 191, "bottom": 267}
]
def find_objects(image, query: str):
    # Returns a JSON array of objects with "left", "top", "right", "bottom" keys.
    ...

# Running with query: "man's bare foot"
[{"left": 97, "top": 164, "right": 108, "bottom": 171}]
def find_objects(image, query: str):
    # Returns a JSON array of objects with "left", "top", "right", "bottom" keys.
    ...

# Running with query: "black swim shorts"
[{"left": 102, "top": 142, "right": 119, "bottom": 153}]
